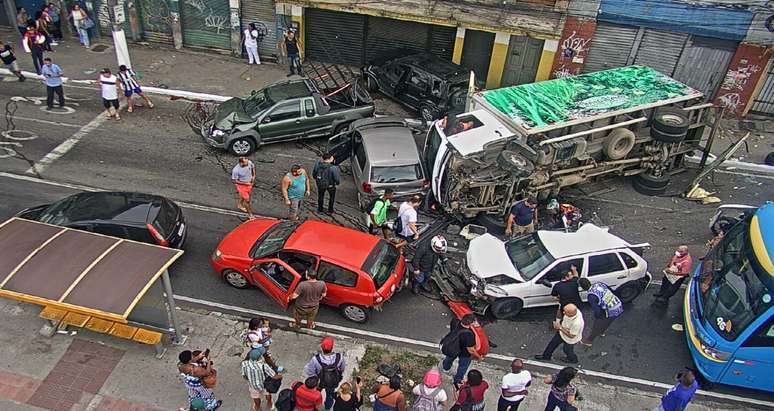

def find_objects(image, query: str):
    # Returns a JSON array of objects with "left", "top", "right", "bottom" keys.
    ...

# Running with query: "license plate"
[{"left": 177, "top": 223, "right": 185, "bottom": 236}]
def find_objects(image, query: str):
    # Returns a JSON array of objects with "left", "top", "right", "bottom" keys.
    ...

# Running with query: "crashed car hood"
[
  {"left": 466, "top": 233, "right": 523, "bottom": 281},
  {"left": 213, "top": 98, "right": 254, "bottom": 129}
]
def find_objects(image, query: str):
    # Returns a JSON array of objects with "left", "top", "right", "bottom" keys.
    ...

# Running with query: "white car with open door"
[{"left": 465, "top": 224, "right": 651, "bottom": 320}]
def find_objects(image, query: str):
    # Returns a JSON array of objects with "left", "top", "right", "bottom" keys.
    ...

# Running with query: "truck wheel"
[
  {"left": 489, "top": 298, "right": 523, "bottom": 321},
  {"left": 496, "top": 150, "right": 535, "bottom": 178},
  {"left": 635, "top": 172, "right": 670, "bottom": 189},
  {"left": 603, "top": 128, "right": 636, "bottom": 160},
  {"left": 632, "top": 174, "right": 668, "bottom": 196},
  {"left": 652, "top": 108, "right": 689, "bottom": 135},
  {"left": 650, "top": 127, "right": 686, "bottom": 144},
  {"left": 419, "top": 103, "right": 436, "bottom": 122},
  {"left": 614, "top": 282, "right": 642, "bottom": 304},
  {"left": 340, "top": 304, "right": 369, "bottom": 323},
  {"left": 229, "top": 138, "right": 256, "bottom": 156}
]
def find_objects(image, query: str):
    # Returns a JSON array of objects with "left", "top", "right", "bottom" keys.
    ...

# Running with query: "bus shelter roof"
[{"left": 0, "top": 218, "right": 183, "bottom": 323}]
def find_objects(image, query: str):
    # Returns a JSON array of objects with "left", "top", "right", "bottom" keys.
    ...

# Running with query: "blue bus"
[{"left": 684, "top": 202, "right": 774, "bottom": 392}]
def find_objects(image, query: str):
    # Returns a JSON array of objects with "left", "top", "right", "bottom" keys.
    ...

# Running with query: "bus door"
[{"left": 721, "top": 315, "right": 774, "bottom": 392}]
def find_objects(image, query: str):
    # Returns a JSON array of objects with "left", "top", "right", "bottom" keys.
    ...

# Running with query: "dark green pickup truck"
[{"left": 201, "top": 79, "right": 375, "bottom": 156}]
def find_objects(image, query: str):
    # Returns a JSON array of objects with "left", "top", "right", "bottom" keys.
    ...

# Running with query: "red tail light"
[
  {"left": 146, "top": 223, "right": 169, "bottom": 247},
  {"left": 362, "top": 182, "right": 372, "bottom": 193}
]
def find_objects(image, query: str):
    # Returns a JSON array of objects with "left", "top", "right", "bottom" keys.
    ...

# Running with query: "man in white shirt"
[
  {"left": 98, "top": 68, "right": 120, "bottom": 120},
  {"left": 498, "top": 359, "right": 531, "bottom": 411},
  {"left": 396, "top": 195, "right": 422, "bottom": 251},
  {"left": 244, "top": 23, "right": 261, "bottom": 65},
  {"left": 534, "top": 304, "right": 584, "bottom": 364}
]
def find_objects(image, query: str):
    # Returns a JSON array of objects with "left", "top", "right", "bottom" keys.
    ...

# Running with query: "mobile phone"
[
  {"left": 204, "top": 349, "right": 210, "bottom": 357},
  {"left": 356, "top": 376, "right": 361, "bottom": 384}
]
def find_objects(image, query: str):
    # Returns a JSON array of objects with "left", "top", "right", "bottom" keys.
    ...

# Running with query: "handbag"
[
  {"left": 82, "top": 17, "right": 95, "bottom": 29},
  {"left": 202, "top": 368, "right": 217, "bottom": 388},
  {"left": 263, "top": 364, "right": 282, "bottom": 393}
]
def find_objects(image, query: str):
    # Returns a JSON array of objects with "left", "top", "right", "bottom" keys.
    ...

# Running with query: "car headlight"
[
  {"left": 700, "top": 342, "right": 731, "bottom": 361},
  {"left": 211, "top": 128, "right": 225, "bottom": 137},
  {"left": 212, "top": 249, "right": 222, "bottom": 260}
]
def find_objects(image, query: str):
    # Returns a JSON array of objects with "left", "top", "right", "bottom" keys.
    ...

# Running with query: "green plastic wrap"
[{"left": 481, "top": 66, "right": 698, "bottom": 129}]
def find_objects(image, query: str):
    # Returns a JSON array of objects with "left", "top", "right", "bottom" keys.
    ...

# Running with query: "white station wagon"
[{"left": 465, "top": 224, "right": 651, "bottom": 320}]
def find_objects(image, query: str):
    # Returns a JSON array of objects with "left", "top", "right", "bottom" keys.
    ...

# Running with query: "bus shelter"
[{"left": 0, "top": 217, "right": 184, "bottom": 354}]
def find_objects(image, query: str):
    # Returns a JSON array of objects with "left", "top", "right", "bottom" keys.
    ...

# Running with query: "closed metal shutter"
[
  {"left": 583, "top": 23, "right": 637, "bottom": 73},
  {"left": 633, "top": 29, "right": 688, "bottom": 76},
  {"left": 181, "top": 0, "right": 231, "bottom": 49},
  {"left": 461, "top": 29, "right": 495, "bottom": 82},
  {"left": 750, "top": 66, "right": 774, "bottom": 116},
  {"left": 365, "top": 17, "right": 429, "bottom": 64},
  {"left": 305, "top": 8, "right": 365, "bottom": 66},
  {"left": 673, "top": 36, "right": 736, "bottom": 100},
  {"left": 241, "top": 0, "right": 277, "bottom": 60},
  {"left": 140, "top": 0, "right": 173, "bottom": 44},
  {"left": 429, "top": 25, "right": 456, "bottom": 61}
]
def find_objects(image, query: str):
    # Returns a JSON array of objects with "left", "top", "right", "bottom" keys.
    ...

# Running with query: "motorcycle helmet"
[{"left": 430, "top": 235, "right": 447, "bottom": 253}]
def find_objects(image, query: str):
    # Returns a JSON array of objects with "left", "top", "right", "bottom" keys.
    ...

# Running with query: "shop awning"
[{"left": 0, "top": 218, "right": 183, "bottom": 323}]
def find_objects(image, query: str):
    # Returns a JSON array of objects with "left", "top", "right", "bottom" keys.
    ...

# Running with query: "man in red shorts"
[{"left": 232, "top": 156, "right": 256, "bottom": 219}]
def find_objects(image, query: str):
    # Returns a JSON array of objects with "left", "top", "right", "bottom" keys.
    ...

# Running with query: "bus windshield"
[{"left": 698, "top": 219, "right": 774, "bottom": 341}]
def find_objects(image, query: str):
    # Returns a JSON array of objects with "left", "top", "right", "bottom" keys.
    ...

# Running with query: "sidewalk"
[{"left": 0, "top": 297, "right": 762, "bottom": 411}]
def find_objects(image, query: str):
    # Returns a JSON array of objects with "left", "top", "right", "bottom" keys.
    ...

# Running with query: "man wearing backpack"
[
  {"left": 312, "top": 152, "right": 341, "bottom": 215},
  {"left": 304, "top": 336, "right": 346, "bottom": 410},
  {"left": 439, "top": 314, "right": 482, "bottom": 389},
  {"left": 368, "top": 189, "right": 395, "bottom": 239}
]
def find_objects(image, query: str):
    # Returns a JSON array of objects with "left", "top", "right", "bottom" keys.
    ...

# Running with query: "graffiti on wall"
[
  {"left": 184, "top": 0, "right": 229, "bottom": 34},
  {"left": 718, "top": 93, "right": 742, "bottom": 110},
  {"left": 720, "top": 64, "right": 761, "bottom": 92},
  {"left": 560, "top": 31, "right": 591, "bottom": 63},
  {"left": 141, "top": 0, "right": 172, "bottom": 34},
  {"left": 553, "top": 64, "right": 578, "bottom": 79}
]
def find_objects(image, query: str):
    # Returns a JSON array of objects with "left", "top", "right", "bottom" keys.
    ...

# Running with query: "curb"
[
  {"left": 0, "top": 68, "right": 232, "bottom": 102},
  {"left": 685, "top": 153, "right": 774, "bottom": 175}
]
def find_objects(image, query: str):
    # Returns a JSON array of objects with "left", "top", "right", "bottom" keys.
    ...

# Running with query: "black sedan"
[{"left": 16, "top": 192, "right": 186, "bottom": 249}]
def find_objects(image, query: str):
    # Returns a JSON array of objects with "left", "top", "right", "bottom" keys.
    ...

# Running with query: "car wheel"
[
  {"left": 614, "top": 282, "right": 642, "bottom": 304},
  {"left": 652, "top": 108, "right": 689, "bottom": 135},
  {"left": 603, "top": 128, "right": 636, "bottom": 160},
  {"left": 489, "top": 298, "right": 523, "bottom": 321},
  {"left": 366, "top": 75, "right": 379, "bottom": 92},
  {"left": 332, "top": 122, "right": 350, "bottom": 136},
  {"left": 496, "top": 150, "right": 535, "bottom": 178},
  {"left": 340, "top": 304, "right": 369, "bottom": 323},
  {"left": 229, "top": 138, "right": 256, "bottom": 156},
  {"left": 223, "top": 269, "right": 250, "bottom": 289},
  {"left": 711, "top": 216, "right": 739, "bottom": 236},
  {"left": 419, "top": 103, "right": 436, "bottom": 123}
]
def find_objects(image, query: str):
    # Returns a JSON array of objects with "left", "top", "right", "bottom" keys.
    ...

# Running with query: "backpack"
[
  {"left": 314, "top": 162, "right": 334, "bottom": 188},
  {"left": 241, "top": 329, "right": 260, "bottom": 348},
  {"left": 439, "top": 327, "right": 472, "bottom": 358},
  {"left": 413, "top": 385, "right": 442, "bottom": 411},
  {"left": 393, "top": 214, "right": 404, "bottom": 235},
  {"left": 275, "top": 381, "right": 303, "bottom": 411},
  {"left": 367, "top": 198, "right": 385, "bottom": 214},
  {"left": 316, "top": 353, "right": 343, "bottom": 389}
]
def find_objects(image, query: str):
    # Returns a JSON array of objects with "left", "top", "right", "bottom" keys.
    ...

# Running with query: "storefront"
[
  {"left": 180, "top": 0, "right": 230, "bottom": 49},
  {"left": 240, "top": 0, "right": 278, "bottom": 60}
]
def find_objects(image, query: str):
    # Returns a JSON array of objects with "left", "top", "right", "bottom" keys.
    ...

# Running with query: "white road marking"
[
  {"left": 172, "top": 294, "right": 774, "bottom": 408},
  {"left": 26, "top": 107, "right": 122, "bottom": 175},
  {"left": 1, "top": 171, "right": 772, "bottom": 406},
  {"left": 6, "top": 116, "right": 84, "bottom": 129}
]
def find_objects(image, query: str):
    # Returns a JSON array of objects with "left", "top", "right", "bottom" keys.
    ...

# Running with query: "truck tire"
[
  {"left": 496, "top": 150, "right": 535, "bottom": 178},
  {"left": 652, "top": 108, "right": 689, "bottom": 135},
  {"left": 488, "top": 298, "right": 523, "bottom": 321},
  {"left": 603, "top": 128, "right": 636, "bottom": 160},
  {"left": 635, "top": 172, "right": 670, "bottom": 189},
  {"left": 650, "top": 127, "right": 686, "bottom": 144},
  {"left": 228, "top": 137, "right": 257, "bottom": 156},
  {"left": 632, "top": 174, "right": 668, "bottom": 196}
]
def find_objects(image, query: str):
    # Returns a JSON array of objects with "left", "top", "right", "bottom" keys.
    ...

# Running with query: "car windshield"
[
  {"left": 362, "top": 240, "right": 399, "bottom": 289},
  {"left": 250, "top": 221, "right": 299, "bottom": 259},
  {"left": 698, "top": 219, "right": 774, "bottom": 341},
  {"left": 243, "top": 90, "right": 274, "bottom": 116},
  {"left": 505, "top": 234, "right": 556, "bottom": 280},
  {"left": 38, "top": 196, "right": 78, "bottom": 225},
  {"left": 38, "top": 193, "right": 153, "bottom": 226},
  {"left": 371, "top": 164, "right": 422, "bottom": 183}
]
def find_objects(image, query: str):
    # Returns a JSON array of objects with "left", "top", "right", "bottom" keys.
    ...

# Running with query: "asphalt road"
[{"left": 1, "top": 79, "right": 773, "bottom": 400}]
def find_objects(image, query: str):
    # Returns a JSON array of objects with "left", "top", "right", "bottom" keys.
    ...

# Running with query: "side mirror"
[
  {"left": 249, "top": 265, "right": 260, "bottom": 273},
  {"left": 251, "top": 90, "right": 257, "bottom": 96},
  {"left": 538, "top": 278, "right": 552, "bottom": 288},
  {"left": 262, "top": 116, "right": 271, "bottom": 124}
]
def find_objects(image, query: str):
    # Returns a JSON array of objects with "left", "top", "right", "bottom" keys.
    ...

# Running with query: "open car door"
[
  {"left": 249, "top": 258, "right": 302, "bottom": 309},
  {"left": 327, "top": 131, "right": 352, "bottom": 165}
]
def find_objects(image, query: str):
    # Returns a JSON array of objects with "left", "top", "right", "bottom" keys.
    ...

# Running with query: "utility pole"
[{"left": 107, "top": 0, "right": 132, "bottom": 68}]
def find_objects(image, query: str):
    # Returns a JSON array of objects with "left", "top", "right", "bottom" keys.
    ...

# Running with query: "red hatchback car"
[{"left": 211, "top": 218, "right": 407, "bottom": 323}]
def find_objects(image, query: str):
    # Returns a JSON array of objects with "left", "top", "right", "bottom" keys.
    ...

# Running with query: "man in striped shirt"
[
  {"left": 241, "top": 347, "right": 278, "bottom": 411},
  {"left": 117, "top": 64, "right": 154, "bottom": 113}
]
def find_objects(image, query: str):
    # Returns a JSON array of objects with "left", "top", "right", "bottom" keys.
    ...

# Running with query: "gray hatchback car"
[{"left": 327, "top": 117, "right": 426, "bottom": 210}]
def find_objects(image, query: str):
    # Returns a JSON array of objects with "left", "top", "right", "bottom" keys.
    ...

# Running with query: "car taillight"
[
  {"left": 362, "top": 182, "right": 372, "bottom": 193},
  {"left": 375, "top": 296, "right": 383, "bottom": 303},
  {"left": 146, "top": 223, "right": 169, "bottom": 247}
]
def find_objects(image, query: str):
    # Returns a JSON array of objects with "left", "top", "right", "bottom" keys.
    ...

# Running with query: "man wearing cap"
[
  {"left": 241, "top": 346, "right": 278, "bottom": 411},
  {"left": 304, "top": 336, "right": 346, "bottom": 410}
]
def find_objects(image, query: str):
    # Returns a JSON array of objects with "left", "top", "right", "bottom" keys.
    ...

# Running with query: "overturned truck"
[{"left": 423, "top": 65, "right": 715, "bottom": 226}]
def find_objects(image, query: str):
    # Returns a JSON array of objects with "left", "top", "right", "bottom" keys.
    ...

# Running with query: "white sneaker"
[{"left": 51, "top": 42, "right": 59, "bottom": 46}]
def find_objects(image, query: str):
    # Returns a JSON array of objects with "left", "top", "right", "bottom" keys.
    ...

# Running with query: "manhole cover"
[
  {"left": 2, "top": 130, "right": 38, "bottom": 141},
  {"left": 90, "top": 44, "right": 109, "bottom": 53}
]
